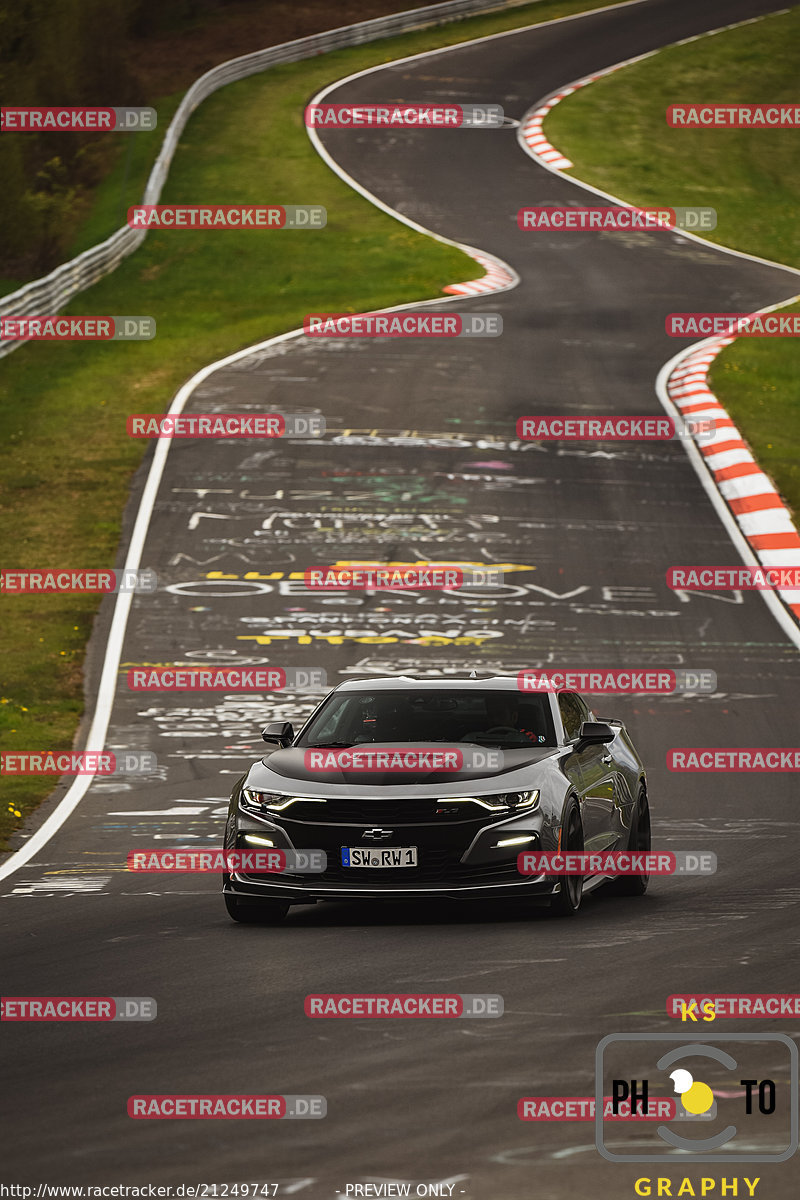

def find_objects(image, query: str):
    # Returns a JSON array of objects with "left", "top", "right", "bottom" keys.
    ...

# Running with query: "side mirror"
[
  {"left": 261, "top": 721, "right": 294, "bottom": 748},
  {"left": 576, "top": 720, "right": 615, "bottom": 747}
]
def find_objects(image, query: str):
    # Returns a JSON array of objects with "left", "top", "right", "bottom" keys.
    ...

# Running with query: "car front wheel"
[
  {"left": 616, "top": 787, "right": 651, "bottom": 896},
  {"left": 549, "top": 798, "right": 584, "bottom": 916}
]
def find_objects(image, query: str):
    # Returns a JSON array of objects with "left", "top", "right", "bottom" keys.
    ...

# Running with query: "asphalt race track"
[{"left": 3, "top": 0, "right": 799, "bottom": 1195}]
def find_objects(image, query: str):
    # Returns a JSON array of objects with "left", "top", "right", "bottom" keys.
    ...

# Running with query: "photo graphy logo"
[{"left": 595, "top": 1033, "right": 798, "bottom": 1163}]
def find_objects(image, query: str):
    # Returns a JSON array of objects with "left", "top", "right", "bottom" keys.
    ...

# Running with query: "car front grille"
[{"left": 267, "top": 796, "right": 499, "bottom": 825}]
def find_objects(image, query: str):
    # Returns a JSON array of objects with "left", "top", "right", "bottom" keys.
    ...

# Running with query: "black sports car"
[{"left": 222, "top": 676, "right": 650, "bottom": 922}]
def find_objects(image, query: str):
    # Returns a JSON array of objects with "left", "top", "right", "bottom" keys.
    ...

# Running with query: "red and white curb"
[
  {"left": 520, "top": 94, "right": 574, "bottom": 169},
  {"left": 443, "top": 250, "right": 516, "bottom": 296},
  {"left": 518, "top": 61, "right": 633, "bottom": 171},
  {"left": 516, "top": 21, "right": 800, "bottom": 639},
  {"left": 666, "top": 338, "right": 800, "bottom": 621},
  {"left": 516, "top": 13, "right": 769, "bottom": 173}
]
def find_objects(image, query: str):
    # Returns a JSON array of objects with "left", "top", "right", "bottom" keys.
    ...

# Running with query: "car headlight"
[
  {"left": 489, "top": 789, "right": 539, "bottom": 811},
  {"left": 438, "top": 790, "right": 539, "bottom": 813},
  {"left": 240, "top": 789, "right": 325, "bottom": 813}
]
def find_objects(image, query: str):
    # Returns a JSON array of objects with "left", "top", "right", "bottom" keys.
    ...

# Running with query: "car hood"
[{"left": 246, "top": 742, "right": 560, "bottom": 795}]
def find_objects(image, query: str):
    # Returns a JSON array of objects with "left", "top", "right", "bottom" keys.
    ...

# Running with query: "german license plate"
[{"left": 341, "top": 846, "right": 418, "bottom": 868}]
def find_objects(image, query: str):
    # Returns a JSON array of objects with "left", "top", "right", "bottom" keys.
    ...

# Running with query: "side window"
[{"left": 558, "top": 692, "right": 588, "bottom": 741}]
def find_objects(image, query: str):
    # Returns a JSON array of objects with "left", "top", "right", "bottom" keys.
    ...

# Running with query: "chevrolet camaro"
[{"left": 222, "top": 675, "right": 650, "bottom": 922}]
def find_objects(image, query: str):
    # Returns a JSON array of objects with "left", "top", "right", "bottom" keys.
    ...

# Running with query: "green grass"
[
  {"left": 545, "top": 7, "right": 800, "bottom": 513},
  {"left": 0, "top": 0, "right": 635, "bottom": 850}
]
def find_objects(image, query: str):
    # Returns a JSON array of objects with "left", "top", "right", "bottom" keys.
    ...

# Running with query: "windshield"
[{"left": 297, "top": 688, "right": 557, "bottom": 749}]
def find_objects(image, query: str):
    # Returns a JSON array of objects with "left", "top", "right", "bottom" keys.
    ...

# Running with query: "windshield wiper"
[{"left": 305, "top": 741, "right": 354, "bottom": 748}]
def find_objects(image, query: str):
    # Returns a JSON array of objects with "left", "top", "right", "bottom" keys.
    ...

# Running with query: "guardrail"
[{"left": 0, "top": 0, "right": 529, "bottom": 358}]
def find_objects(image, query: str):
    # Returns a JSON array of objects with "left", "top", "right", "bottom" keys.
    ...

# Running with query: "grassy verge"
[
  {"left": 0, "top": 0, "right": 634, "bottom": 850},
  {"left": 544, "top": 6, "right": 800, "bottom": 514}
]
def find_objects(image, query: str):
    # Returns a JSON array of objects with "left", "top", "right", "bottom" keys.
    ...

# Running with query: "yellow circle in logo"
[{"left": 682, "top": 1081, "right": 714, "bottom": 1114}]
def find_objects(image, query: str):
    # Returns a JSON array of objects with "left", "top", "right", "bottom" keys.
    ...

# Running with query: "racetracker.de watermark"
[
  {"left": 518, "top": 851, "right": 717, "bottom": 876},
  {"left": 517, "top": 206, "right": 717, "bottom": 231},
  {"left": 667, "top": 103, "right": 800, "bottom": 127},
  {"left": 667, "top": 312, "right": 800, "bottom": 336},
  {"left": 518, "top": 1096, "right": 677, "bottom": 1120},
  {"left": 668, "top": 748, "right": 800, "bottom": 771},
  {"left": 1, "top": 568, "right": 156, "bottom": 593},
  {"left": 304, "top": 994, "right": 503, "bottom": 1017},
  {"left": 668, "top": 566, "right": 800, "bottom": 590},
  {"left": 127, "top": 849, "right": 326, "bottom": 873},
  {"left": 1, "top": 106, "right": 156, "bottom": 130},
  {"left": 304, "top": 313, "right": 501, "bottom": 337},
  {"left": 1, "top": 751, "right": 157, "bottom": 776},
  {"left": 0, "top": 316, "right": 155, "bottom": 340},
  {"left": 128, "top": 1095, "right": 325, "bottom": 1119},
  {"left": 126, "top": 414, "right": 324, "bottom": 438},
  {"left": 1, "top": 997, "right": 156, "bottom": 1020},
  {"left": 518, "top": 668, "right": 716, "bottom": 693},
  {"left": 126, "top": 667, "right": 326, "bottom": 691},
  {"left": 516, "top": 416, "right": 714, "bottom": 441},
  {"left": 303, "top": 565, "right": 503, "bottom": 589},
  {"left": 668, "top": 994, "right": 800, "bottom": 1019},
  {"left": 303, "top": 746, "right": 503, "bottom": 773},
  {"left": 304, "top": 103, "right": 504, "bottom": 127},
  {"left": 127, "top": 205, "right": 325, "bottom": 229}
]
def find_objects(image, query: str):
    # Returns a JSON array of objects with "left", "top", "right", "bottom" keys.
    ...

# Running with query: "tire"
[
  {"left": 224, "top": 894, "right": 290, "bottom": 924},
  {"left": 617, "top": 787, "right": 651, "bottom": 896},
  {"left": 549, "top": 798, "right": 584, "bottom": 916}
]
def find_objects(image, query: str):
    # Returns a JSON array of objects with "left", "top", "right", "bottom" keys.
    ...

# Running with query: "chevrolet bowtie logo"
[{"left": 361, "top": 828, "right": 394, "bottom": 841}]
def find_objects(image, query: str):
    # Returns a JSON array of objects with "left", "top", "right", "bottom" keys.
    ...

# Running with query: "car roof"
[{"left": 333, "top": 676, "right": 538, "bottom": 693}]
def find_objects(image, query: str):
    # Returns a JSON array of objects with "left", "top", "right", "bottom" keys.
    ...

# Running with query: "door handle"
[{"left": 600, "top": 753, "right": 613, "bottom": 764}]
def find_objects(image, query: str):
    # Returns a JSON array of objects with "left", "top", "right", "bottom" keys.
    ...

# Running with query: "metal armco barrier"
[{"left": 0, "top": 0, "right": 528, "bottom": 358}]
